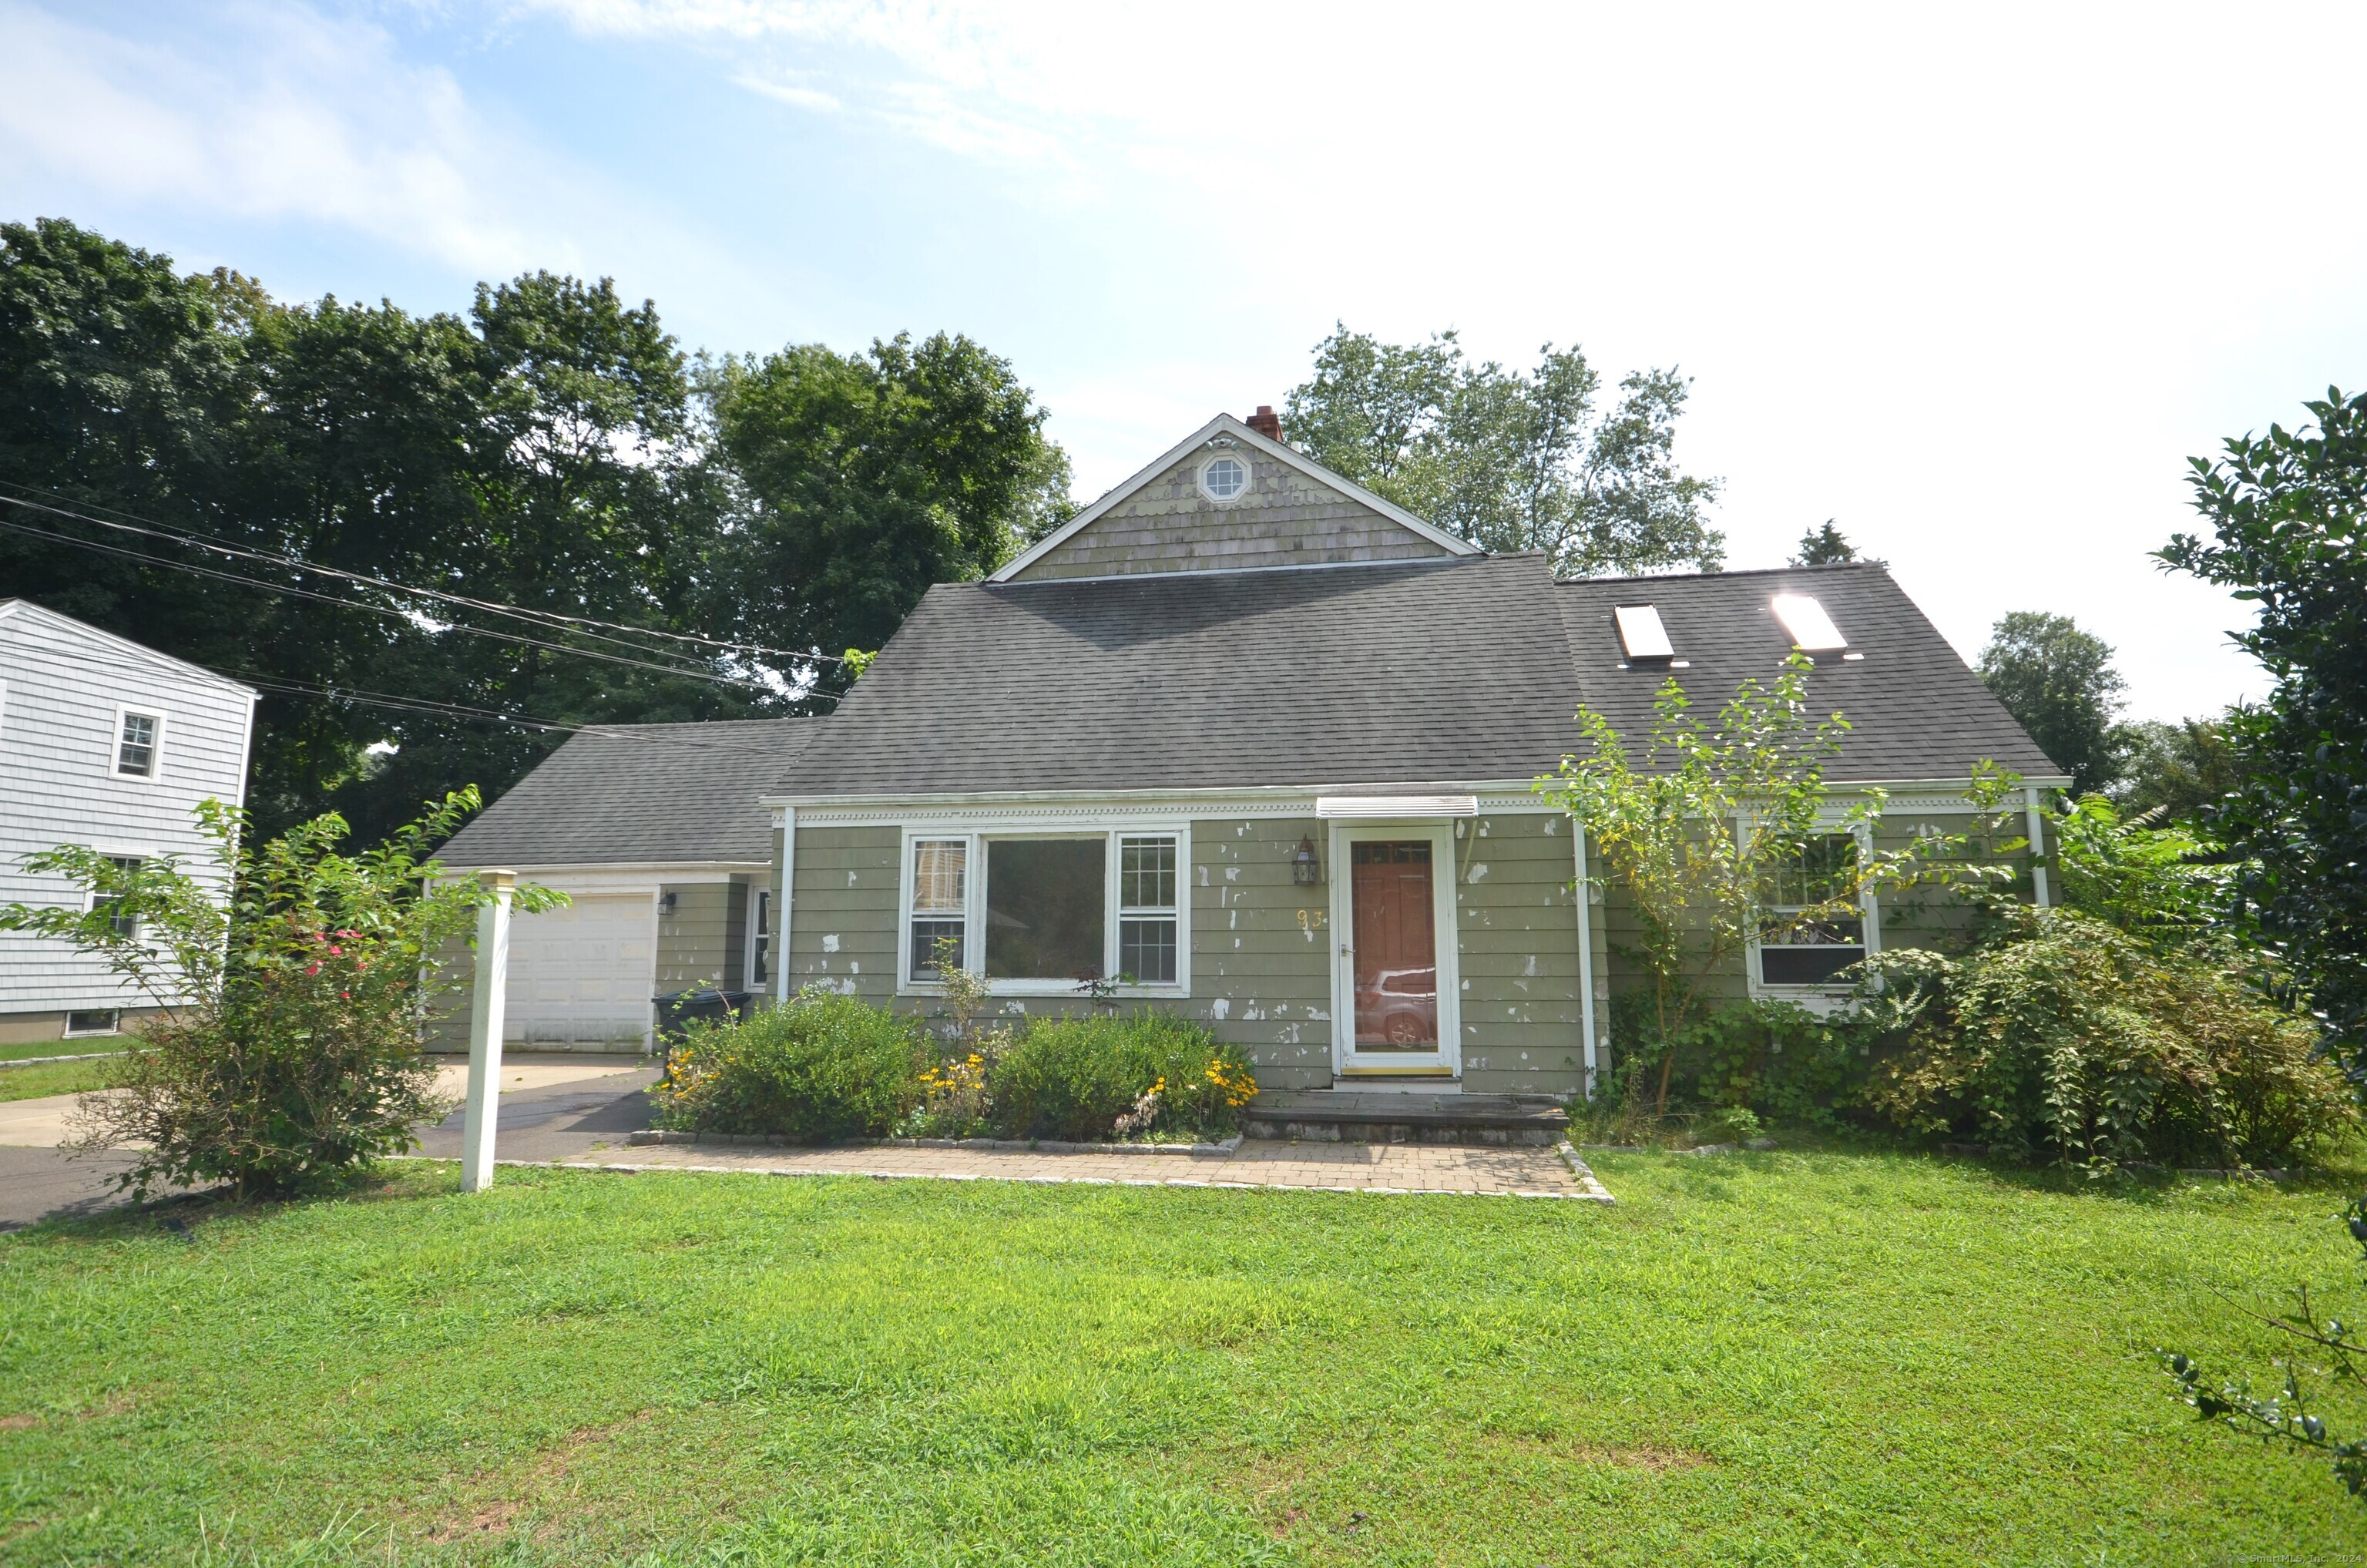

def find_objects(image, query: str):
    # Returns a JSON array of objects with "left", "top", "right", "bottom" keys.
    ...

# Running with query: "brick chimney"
[{"left": 1245, "top": 405, "right": 1282, "bottom": 442}]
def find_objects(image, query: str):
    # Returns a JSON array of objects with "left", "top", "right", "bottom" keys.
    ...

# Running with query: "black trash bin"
[{"left": 651, "top": 988, "right": 753, "bottom": 1043}]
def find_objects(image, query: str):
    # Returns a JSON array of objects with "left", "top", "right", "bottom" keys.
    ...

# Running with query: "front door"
[{"left": 1331, "top": 824, "right": 1459, "bottom": 1077}]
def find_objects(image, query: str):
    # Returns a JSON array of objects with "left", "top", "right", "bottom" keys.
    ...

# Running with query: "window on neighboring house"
[
  {"left": 1118, "top": 835, "right": 1178, "bottom": 984},
  {"left": 1758, "top": 833, "right": 1867, "bottom": 986},
  {"left": 64, "top": 1009, "right": 123, "bottom": 1037},
  {"left": 749, "top": 887, "right": 771, "bottom": 989},
  {"left": 91, "top": 856, "right": 143, "bottom": 939},
  {"left": 116, "top": 710, "right": 160, "bottom": 777},
  {"left": 986, "top": 838, "right": 1106, "bottom": 981},
  {"left": 908, "top": 838, "right": 968, "bottom": 978}
]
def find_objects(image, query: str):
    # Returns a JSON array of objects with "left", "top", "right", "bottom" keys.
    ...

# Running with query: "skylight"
[
  {"left": 1771, "top": 594, "right": 1848, "bottom": 652},
  {"left": 1614, "top": 604, "right": 1674, "bottom": 660}
]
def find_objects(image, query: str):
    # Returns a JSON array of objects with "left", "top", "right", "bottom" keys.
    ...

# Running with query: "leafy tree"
[
  {"left": 2161, "top": 387, "right": 2367, "bottom": 1074},
  {"left": 1791, "top": 520, "right": 1859, "bottom": 566},
  {"left": 1534, "top": 654, "right": 2009, "bottom": 1116},
  {"left": 1284, "top": 325, "right": 1724, "bottom": 576},
  {"left": 0, "top": 790, "right": 562, "bottom": 1199},
  {"left": 2111, "top": 714, "right": 2244, "bottom": 822},
  {"left": 1977, "top": 610, "right": 2129, "bottom": 795},
  {"left": 705, "top": 331, "right": 1073, "bottom": 700},
  {"left": 3, "top": 223, "right": 1071, "bottom": 842}
]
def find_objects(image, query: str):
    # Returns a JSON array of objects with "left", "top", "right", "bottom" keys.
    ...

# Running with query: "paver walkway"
[{"left": 524, "top": 1137, "right": 1613, "bottom": 1200}]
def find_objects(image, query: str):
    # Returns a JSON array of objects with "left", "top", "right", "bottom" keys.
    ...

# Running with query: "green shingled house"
[{"left": 754, "top": 413, "right": 2067, "bottom": 1099}]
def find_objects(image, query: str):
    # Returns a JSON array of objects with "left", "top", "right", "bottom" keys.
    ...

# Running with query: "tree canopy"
[
  {"left": 0, "top": 218, "right": 1066, "bottom": 841},
  {"left": 1282, "top": 325, "right": 1724, "bottom": 577},
  {"left": 2161, "top": 385, "right": 2367, "bottom": 1074},
  {"left": 1977, "top": 610, "right": 2129, "bottom": 796},
  {"left": 1791, "top": 521, "right": 1860, "bottom": 566},
  {"left": 705, "top": 331, "right": 1072, "bottom": 684}
]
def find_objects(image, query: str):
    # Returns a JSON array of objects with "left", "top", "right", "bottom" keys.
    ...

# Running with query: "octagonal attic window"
[{"left": 1199, "top": 454, "right": 1248, "bottom": 502}]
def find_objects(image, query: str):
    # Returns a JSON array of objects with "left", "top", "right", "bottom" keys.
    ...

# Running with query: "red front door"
[{"left": 1351, "top": 841, "right": 1439, "bottom": 1050}]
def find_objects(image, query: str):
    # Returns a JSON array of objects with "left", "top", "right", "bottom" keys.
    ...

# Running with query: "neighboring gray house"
[
  {"left": 757, "top": 413, "right": 2066, "bottom": 1098},
  {"left": 0, "top": 599, "right": 257, "bottom": 1046},
  {"left": 434, "top": 719, "right": 819, "bottom": 1051}
]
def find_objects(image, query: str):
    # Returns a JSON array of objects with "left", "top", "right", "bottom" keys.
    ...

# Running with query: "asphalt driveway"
[{"left": 0, "top": 1062, "right": 659, "bottom": 1232}]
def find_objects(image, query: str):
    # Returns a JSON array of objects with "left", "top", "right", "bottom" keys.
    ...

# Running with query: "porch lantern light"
[{"left": 1292, "top": 837, "right": 1321, "bottom": 886}]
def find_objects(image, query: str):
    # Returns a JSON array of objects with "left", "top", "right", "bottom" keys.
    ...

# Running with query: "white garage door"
[{"left": 502, "top": 891, "right": 655, "bottom": 1048}]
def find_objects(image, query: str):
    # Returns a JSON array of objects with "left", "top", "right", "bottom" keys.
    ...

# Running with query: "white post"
[
  {"left": 774, "top": 807, "right": 795, "bottom": 1004},
  {"left": 460, "top": 868, "right": 515, "bottom": 1193},
  {"left": 1573, "top": 821, "right": 1600, "bottom": 1099},
  {"left": 2023, "top": 786, "right": 2052, "bottom": 910}
]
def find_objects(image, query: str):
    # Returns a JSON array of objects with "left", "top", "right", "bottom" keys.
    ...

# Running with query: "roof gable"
[
  {"left": 993, "top": 414, "right": 1477, "bottom": 583},
  {"left": 0, "top": 599, "right": 258, "bottom": 699}
]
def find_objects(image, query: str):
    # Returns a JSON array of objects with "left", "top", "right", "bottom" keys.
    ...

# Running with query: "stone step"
[{"left": 1241, "top": 1090, "right": 1569, "bottom": 1147}]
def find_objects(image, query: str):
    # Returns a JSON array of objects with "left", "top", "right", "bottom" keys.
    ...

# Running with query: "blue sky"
[{"left": 6, "top": 1, "right": 2365, "bottom": 720}]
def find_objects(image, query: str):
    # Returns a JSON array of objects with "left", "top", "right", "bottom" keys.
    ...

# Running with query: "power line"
[
  {"left": 0, "top": 514, "right": 781, "bottom": 692},
  {"left": 0, "top": 481, "right": 851, "bottom": 666},
  {"left": 227, "top": 667, "right": 834, "bottom": 739}
]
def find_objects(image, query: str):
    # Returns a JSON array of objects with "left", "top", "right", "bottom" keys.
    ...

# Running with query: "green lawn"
[
  {"left": 0, "top": 1057, "right": 116, "bottom": 1103},
  {"left": 2, "top": 1152, "right": 2362, "bottom": 1565}
]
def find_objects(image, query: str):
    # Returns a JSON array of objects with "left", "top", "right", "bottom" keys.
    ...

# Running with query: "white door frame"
[{"left": 1326, "top": 820, "right": 1462, "bottom": 1079}]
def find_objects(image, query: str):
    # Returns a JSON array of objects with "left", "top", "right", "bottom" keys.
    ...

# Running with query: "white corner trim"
[{"left": 988, "top": 412, "right": 1479, "bottom": 582}]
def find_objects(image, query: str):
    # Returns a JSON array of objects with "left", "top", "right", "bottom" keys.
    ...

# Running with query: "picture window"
[
  {"left": 986, "top": 838, "right": 1106, "bottom": 981},
  {"left": 902, "top": 829, "right": 1186, "bottom": 992}
]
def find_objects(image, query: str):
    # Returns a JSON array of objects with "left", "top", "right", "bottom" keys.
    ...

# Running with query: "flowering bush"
[
  {"left": 0, "top": 790, "right": 555, "bottom": 1200},
  {"left": 986, "top": 1012, "right": 1256, "bottom": 1142}
]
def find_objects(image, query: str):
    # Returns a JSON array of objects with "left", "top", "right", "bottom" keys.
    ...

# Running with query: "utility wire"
[
  {"left": 0, "top": 515, "right": 784, "bottom": 692},
  {"left": 227, "top": 667, "right": 834, "bottom": 738},
  {"left": 0, "top": 482, "right": 852, "bottom": 666}
]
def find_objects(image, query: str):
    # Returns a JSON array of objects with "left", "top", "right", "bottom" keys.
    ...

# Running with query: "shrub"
[
  {"left": 652, "top": 989, "right": 925, "bottom": 1142},
  {"left": 1864, "top": 908, "right": 2355, "bottom": 1168},
  {"left": 986, "top": 1012, "right": 1255, "bottom": 1142},
  {"left": 0, "top": 791, "right": 539, "bottom": 1200}
]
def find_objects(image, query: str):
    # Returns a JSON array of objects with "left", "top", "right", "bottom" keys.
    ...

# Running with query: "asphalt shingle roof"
[
  {"left": 1555, "top": 562, "right": 2062, "bottom": 782},
  {"left": 771, "top": 556, "right": 2058, "bottom": 800},
  {"left": 438, "top": 719, "right": 819, "bottom": 868},
  {"left": 771, "top": 554, "right": 1588, "bottom": 797}
]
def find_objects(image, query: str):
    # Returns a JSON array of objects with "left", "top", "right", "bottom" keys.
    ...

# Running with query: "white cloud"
[{"left": 0, "top": 0, "right": 554, "bottom": 277}]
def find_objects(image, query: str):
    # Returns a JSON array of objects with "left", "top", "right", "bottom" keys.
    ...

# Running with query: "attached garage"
[
  {"left": 432, "top": 718, "right": 822, "bottom": 1055},
  {"left": 502, "top": 890, "right": 656, "bottom": 1049}
]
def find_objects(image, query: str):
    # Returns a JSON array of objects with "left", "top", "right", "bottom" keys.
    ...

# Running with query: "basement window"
[{"left": 64, "top": 1009, "right": 123, "bottom": 1037}]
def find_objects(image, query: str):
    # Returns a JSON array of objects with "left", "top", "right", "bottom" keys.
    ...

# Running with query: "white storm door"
[{"left": 1328, "top": 823, "right": 1461, "bottom": 1078}]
